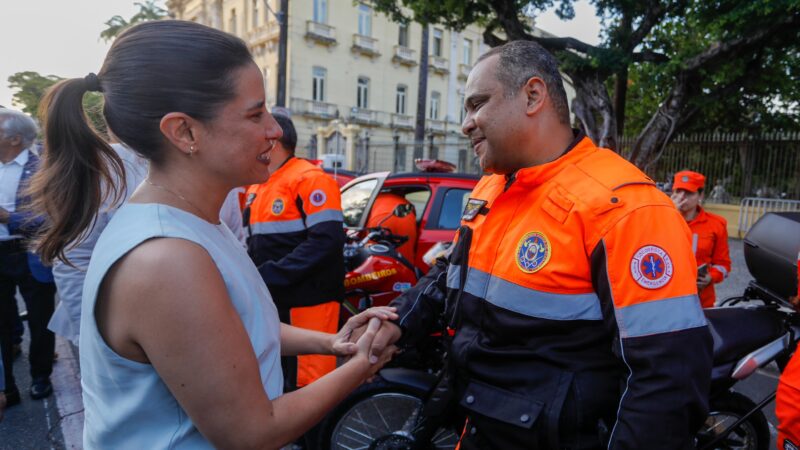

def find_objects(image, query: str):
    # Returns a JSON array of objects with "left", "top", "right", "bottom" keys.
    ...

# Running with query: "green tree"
[
  {"left": 100, "top": 0, "right": 168, "bottom": 42},
  {"left": 7, "top": 71, "right": 107, "bottom": 137},
  {"left": 369, "top": 0, "right": 800, "bottom": 168}
]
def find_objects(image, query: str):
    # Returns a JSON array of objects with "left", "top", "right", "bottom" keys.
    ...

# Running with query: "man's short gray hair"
[
  {"left": 0, "top": 109, "right": 39, "bottom": 148},
  {"left": 476, "top": 40, "right": 570, "bottom": 125}
]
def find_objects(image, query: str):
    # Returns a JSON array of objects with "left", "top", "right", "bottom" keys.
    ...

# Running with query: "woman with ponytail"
[{"left": 30, "top": 20, "right": 396, "bottom": 449}]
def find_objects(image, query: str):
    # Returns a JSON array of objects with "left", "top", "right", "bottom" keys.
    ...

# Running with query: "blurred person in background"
[{"left": 671, "top": 170, "right": 731, "bottom": 307}]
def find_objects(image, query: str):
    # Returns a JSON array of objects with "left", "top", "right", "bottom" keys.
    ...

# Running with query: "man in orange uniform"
[
  {"left": 776, "top": 250, "right": 800, "bottom": 449},
  {"left": 245, "top": 113, "right": 345, "bottom": 390},
  {"left": 362, "top": 41, "right": 712, "bottom": 448},
  {"left": 671, "top": 170, "right": 731, "bottom": 307},
  {"left": 366, "top": 193, "right": 417, "bottom": 264}
]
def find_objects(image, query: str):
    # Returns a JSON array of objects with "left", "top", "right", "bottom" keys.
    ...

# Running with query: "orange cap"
[{"left": 673, "top": 170, "right": 706, "bottom": 193}]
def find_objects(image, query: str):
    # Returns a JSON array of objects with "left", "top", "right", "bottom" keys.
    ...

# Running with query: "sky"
[{"left": 0, "top": 0, "right": 601, "bottom": 110}]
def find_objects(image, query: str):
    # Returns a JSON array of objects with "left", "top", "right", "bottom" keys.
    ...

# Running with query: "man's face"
[
  {"left": 671, "top": 188, "right": 702, "bottom": 214},
  {"left": 0, "top": 121, "right": 17, "bottom": 154},
  {"left": 461, "top": 55, "right": 528, "bottom": 174}
]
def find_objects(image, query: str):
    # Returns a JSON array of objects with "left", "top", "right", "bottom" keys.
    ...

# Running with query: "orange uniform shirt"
[
  {"left": 687, "top": 207, "right": 731, "bottom": 307},
  {"left": 776, "top": 251, "right": 800, "bottom": 448}
]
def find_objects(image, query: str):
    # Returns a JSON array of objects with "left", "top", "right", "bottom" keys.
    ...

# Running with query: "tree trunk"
[
  {"left": 629, "top": 72, "right": 698, "bottom": 168},
  {"left": 613, "top": 66, "right": 628, "bottom": 137},
  {"left": 570, "top": 72, "right": 618, "bottom": 150},
  {"left": 414, "top": 25, "right": 429, "bottom": 169}
]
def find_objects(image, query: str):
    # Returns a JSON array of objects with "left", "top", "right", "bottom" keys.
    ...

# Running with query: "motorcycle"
[
  {"left": 320, "top": 212, "right": 800, "bottom": 450},
  {"left": 340, "top": 204, "right": 421, "bottom": 318}
]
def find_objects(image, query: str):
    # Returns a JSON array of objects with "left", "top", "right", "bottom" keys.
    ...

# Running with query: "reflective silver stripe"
[
  {"left": 463, "top": 268, "right": 603, "bottom": 321},
  {"left": 447, "top": 264, "right": 461, "bottom": 289},
  {"left": 306, "top": 209, "right": 344, "bottom": 227},
  {"left": 615, "top": 294, "right": 707, "bottom": 338},
  {"left": 691, "top": 233, "right": 698, "bottom": 255},
  {"left": 712, "top": 265, "right": 728, "bottom": 278},
  {"left": 251, "top": 219, "right": 305, "bottom": 234}
]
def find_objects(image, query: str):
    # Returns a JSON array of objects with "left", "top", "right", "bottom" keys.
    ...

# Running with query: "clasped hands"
[{"left": 330, "top": 306, "right": 403, "bottom": 377}]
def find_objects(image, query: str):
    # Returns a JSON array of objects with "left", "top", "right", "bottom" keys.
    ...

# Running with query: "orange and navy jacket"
[
  {"left": 245, "top": 157, "right": 345, "bottom": 314},
  {"left": 392, "top": 134, "right": 713, "bottom": 448},
  {"left": 776, "top": 251, "right": 800, "bottom": 448},
  {"left": 687, "top": 207, "right": 731, "bottom": 307}
]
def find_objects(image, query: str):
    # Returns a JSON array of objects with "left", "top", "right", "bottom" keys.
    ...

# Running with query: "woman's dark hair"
[{"left": 30, "top": 20, "right": 254, "bottom": 264}]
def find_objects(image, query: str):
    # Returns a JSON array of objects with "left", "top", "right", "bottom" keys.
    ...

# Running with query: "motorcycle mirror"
[{"left": 393, "top": 203, "right": 414, "bottom": 218}]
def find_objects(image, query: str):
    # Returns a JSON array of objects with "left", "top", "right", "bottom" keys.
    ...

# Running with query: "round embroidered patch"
[
  {"left": 515, "top": 231, "right": 551, "bottom": 273},
  {"left": 630, "top": 245, "right": 674, "bottom": 289},
  {"left": 309, "top": 189, "right": 327, "bottom": 207},
  {"left": 271, "top": 198, "right": 284, "bottom": 215}
]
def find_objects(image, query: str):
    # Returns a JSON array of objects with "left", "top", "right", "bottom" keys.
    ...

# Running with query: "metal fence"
[
  {"left": 737, "top": 197, "right": 800, "bottom": 235},
  {"left": 620, "top": 132, "right": 800, "bottom": 203}
]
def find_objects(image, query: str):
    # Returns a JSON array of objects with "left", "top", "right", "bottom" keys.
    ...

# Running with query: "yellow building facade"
[{"left": 168, "top": 0, "right": 574, "bottom": 173}]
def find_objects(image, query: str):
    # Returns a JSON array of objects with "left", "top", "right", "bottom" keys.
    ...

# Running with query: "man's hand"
[
  {"left": 331, "top": 306, "right": 398, "bottom": 357},
  {"left": 696, "top": 273, "right": 713, "bottom": 290},
  {"left": 0, "top": 207, "right": 9, "bottom": 224},
  {"left": 349, "top": 320, "right": 402, "bottom": 364}
]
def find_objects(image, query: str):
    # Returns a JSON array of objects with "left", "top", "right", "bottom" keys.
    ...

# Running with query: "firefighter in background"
[
  {"left": 366, "top": 193, "right": 417, "bottom": 264},
  {"left": 245, "top": 113, "right": 345, "bottom": 390},
  {"left": 776, "top": 250, "right": 800, "bottom": 449},
  {"left": 671, "top": 170, "right": 732, "bottom": 307},
  {"left": 358, "top": 40, "right": 712, "bottom": 448}
]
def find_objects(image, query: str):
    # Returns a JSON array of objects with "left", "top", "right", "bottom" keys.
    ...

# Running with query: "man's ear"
[
  {"left": 159, "top": 112, "right": 199, "bottom": 156},
  {"left": 523, "top": 76, "right": 547, "bottom": 116}
]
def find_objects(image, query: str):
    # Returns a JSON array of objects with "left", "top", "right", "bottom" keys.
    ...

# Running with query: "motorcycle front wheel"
[
  {"left": 696, "top": 391, "right": 770, "bottom": 450},
  {"left": 320, "top": 377, "right": 459, "bottom": 450}
]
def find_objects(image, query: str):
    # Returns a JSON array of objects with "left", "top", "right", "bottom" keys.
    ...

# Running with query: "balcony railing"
[
  {"left": 392, "top": 46, "right": 417, "bottom": 66},
  {"left": 306, "top": 20, "right": 336, "bottom": 45},
  {"left": 348, "top": 107, "right": 383, "bottom": 125},
  {"left": 352, "top": 34, "right": 380, "bottom": 57},
  {"left": 426, "top": 119, "right": 446, "bottom": 133},
  {"left": 291, "top": 98, "right": 338, "bottom": 119},
  {"left": 430, "top": 56, "right": 449, "bottom": 74},
  {"left": 391, "top": 114, "right": 414, "bottom": 129},
  {"left": 247, "top": 21, "right": 279, "bottom": 46},
  {"left": 458, "top": 63, "right": 472, "bottom": 80}
]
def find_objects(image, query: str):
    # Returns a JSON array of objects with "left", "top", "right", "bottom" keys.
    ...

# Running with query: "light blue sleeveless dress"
[{"left": 79, "top": 203, "right": 283, "bottom": 449}]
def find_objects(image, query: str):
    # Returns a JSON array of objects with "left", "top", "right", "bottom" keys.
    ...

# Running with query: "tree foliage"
[
  {"left": 369, "top": 0, "right": 800, "bottom": 168},
  {"left": 100, "top": 0, "right": 168, "bottom": 42},
  {"left": 8, "top": 71, "right": 106, "bottom": 138}
]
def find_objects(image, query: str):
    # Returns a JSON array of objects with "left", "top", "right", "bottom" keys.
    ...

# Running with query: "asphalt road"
[{"left": 0, "top": 238, "right": 784, "bottom": 449}]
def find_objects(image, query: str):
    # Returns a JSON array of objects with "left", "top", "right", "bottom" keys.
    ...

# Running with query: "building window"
[
  {"left": 459, "top": 94, "right": 466, "bottom": 123},
  {"left": 229, "top": 9, "right": 237, "bottom": 34},
  {"left": 463, "top": 38, "right": 472, "bottom": 65},
  {"left": 313, "top": 67, "right": 326, "bottom": 102},
  {"left": 395, "top": 85, "right": 407, "bottom": 115},
  {"left": 394, "top": 144, "right": 406, "bottom": 173},
  {"left": 357, "top": 77, "right": 370, "bottom": 109},
  {"left": 432, "top": 28, "right": 443, "bottom": 57},
  {"left": 429, "top": 91, "right": 440, "bottom": 119},
  {"left": 358, "top": 4, "right": 372, "bottom": 36},
  {"left": 398, "top": 23, "right": 409, "bottom": 47},
  {"left": 313, "top": 0, "right": 327, "bottom": 23},
  {"left": 252, "top": 0, "right": 259, "bottom": 28}
]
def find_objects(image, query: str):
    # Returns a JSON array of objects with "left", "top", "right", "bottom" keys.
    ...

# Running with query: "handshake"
[{"left": 330, "top": 306, "right": 404, "bottom": 379}]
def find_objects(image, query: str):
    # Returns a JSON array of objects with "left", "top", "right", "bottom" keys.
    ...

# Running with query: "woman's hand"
[
  {"left": 352, "top": 318, "right": 398, "bottom": 379},
  {"left": 330, "top": 306, "right": 398, "bottom": 357}
]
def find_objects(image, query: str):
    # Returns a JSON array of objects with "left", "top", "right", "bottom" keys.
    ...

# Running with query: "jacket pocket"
[{"left": 459, "top": 379, "right": 544, "bottom": 429}]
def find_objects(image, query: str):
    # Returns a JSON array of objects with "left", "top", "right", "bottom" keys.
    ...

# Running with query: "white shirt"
[{"left": 0, "top": 149, "right": 28, "bottom": 241}]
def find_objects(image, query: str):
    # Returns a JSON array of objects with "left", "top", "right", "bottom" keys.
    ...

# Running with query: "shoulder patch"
[
  {"left": 461, "top": 198, "right": 487, "bottom": 221},
  {"left": 630, "top": 245, "right": 674, "bottom": 289},
  {"left": 309, "top": 189, "right": 327, "bottom": 207}
]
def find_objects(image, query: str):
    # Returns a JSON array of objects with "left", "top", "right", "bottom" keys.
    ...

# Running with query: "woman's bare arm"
[{"left": 96, "top": 238, "right": 388, "bottom": 449}]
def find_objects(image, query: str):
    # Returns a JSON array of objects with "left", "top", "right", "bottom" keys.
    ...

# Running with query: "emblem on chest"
[
  {"left": 271, "top": 198, "right": 285, "bottom": 215},
  {"left": 515, "top": 231, "right": 551, "bottom": 273}
]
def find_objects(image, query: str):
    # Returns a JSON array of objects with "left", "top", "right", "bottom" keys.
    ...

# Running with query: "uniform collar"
[
  {"left": 271, "top": 155, "right": 296, "bottom": 177},
  {"left": 688, "top": 206, "right": 708, "bottom": 225},
  {"left": 511, "top": 132, "right": 596, "bottom": 188}
]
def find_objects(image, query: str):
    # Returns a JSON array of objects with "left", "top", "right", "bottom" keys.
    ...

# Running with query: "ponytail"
[{"left": 28, "top": 76, "right": 125, "bottom": 264}]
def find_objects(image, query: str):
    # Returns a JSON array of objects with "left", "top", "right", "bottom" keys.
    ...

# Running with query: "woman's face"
[{"left": 198, "top": 62, "right": 282, "bottom": 187}]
